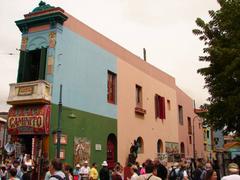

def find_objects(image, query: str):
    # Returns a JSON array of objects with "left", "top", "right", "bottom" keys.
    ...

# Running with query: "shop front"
[{"left": 7, "top": 105, "right": 50, "bottom": 179}]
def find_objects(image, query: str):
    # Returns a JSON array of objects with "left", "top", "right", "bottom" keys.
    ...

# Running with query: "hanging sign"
[{"left": 8, "top": 105, "right": 50, "bottom": 135}]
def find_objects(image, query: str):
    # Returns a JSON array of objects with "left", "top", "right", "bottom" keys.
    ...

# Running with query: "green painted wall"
[{"left": 49, "top": 104, "right": 117, "bottom": 166}]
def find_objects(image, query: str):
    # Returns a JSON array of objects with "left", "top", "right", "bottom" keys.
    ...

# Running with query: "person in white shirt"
[
  {"left": 24, "top": 154, "right": 34, "bottom": 171},
  {"left": 130, "top": 165, "right": 139, "bottom": 180},
  {"left": 80, "top": 161, "right": 90, "bottom": 180},
  {"left": 137, "top": 159, "right": 161, "bottom": 180},
  {"left": 222, "top": 163, "right": 240, "bottom": 180}
]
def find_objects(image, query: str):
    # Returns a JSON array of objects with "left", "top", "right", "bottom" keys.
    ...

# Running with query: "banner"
[{"left": 8, "top": 105, "right": 50, "bottom": 135}]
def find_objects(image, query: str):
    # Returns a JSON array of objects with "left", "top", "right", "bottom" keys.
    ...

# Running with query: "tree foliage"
[{"left": 193, "top": 0, "right": 240, "bottom": 134}]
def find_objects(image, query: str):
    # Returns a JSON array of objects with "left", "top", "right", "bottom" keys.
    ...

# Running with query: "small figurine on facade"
[{"left": 128, "top": 140, "right": 139, "bottom": 165}]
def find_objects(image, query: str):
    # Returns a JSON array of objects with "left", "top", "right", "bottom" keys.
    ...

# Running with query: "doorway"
[{"left": 107, "top": 133, "right": 117, "bottom": 169}]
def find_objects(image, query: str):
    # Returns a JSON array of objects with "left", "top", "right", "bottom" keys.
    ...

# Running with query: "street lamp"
[
  {"left": 56, "top": 84, "right": 62, "bottom": 158},
  {"left": 192, "top": 108, "right": 207, "bottom": 163},
  {"left": 192, "top": 115, "right": 199, "bottom": 163}
]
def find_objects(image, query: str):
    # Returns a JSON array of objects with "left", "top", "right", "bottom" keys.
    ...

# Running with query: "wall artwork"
[
  {"left": 165, "top": 142, "right": 179, "bottom": 154},
  {"left": 74, "top": 137, "right": 91, "bottom": 165},
  {"left": 21, "top": 37, "right": 28, "bottom": 51},
  {"left": 49, "top": 32, "right": 56, "bottom": 48},
  {"left": 165, "top": 142, "right": 180, "bottom": 162}
]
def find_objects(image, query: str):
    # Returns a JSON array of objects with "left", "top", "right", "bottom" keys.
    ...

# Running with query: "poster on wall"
[
  {"left": 165, "top": 142, "right": 179, "bottom": 154},
  {"left": 165, "top": 142, "right": 180, "bottom": 162},
  {"left": 74, "top": 137, "right": 91, "bottom": 165}
]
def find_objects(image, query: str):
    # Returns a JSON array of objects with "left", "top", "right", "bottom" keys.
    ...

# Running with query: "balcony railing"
[{"left": 7, "top": 80, "right": 51, "bottom": 105}]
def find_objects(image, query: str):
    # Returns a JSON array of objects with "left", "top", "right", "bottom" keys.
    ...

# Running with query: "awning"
[{"left": 8, "top": 105, "right": 50, "bottom": 135}]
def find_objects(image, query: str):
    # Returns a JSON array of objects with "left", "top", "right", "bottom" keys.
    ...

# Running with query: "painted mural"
[
  {"left": 165, "top": 142, "right": 180, "bottom": 162},
  {"left": 165, "top": 142, "right": 179, "bottom": 154},
  {"left": 74, "top": 137, "right": 91, "bottom": 164}
]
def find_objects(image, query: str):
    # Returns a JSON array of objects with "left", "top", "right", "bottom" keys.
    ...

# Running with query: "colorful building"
[
  {"left": 203, "top": 127, "right": 214, "bottom": 161},
  {"left": 6, "top": 1, "right": 204, "bottom": 177},
  {"left": 0, "top": 112, "right": 8, "bottom": 163}
]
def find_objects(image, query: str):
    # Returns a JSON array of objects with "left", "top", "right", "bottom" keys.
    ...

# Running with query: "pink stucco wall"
[
  {"left": 117, "top": 58, "right": 179, "bottom": 165},
  {"left": 176, "top": 88, "right": 204, "bottom": 159}
]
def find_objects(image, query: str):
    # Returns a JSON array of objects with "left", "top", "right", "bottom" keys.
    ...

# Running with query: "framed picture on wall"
[
  {"left": 53, "top": 134, "right": 68, "bottom": 144},
  {"left": 60, "top": 149, "right": 65, "bottom": 160}
]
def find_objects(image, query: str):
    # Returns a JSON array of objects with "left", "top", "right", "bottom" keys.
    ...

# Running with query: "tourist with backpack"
[
  {"left": 178, "top": 162, "right": 189, "bottom": 180},
  {"left": 192, "top": 161, "right": 204, "bottom": 180},
  {"left": 49, "top": 158, "right": 66, "bottom": 180},
  {"left": 169, "top": 162, "right": 180, "bottom": 180}
]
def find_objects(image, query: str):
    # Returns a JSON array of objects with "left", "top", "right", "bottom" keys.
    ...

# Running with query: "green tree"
[{"left": 193, "top": 0, "right": 240, "bottom": 134}]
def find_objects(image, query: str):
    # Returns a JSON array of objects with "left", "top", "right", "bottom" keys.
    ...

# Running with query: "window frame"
[
  {"left": 136, "top": 85, "right": 142, "bottom": 108},
  {"left": 107, "top": 71, "right": 117, "bottom": 104}
]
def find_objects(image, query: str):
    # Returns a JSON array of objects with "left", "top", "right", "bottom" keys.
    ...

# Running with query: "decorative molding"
[
  {"left": 28, "top": 36, "right": 48, "bottom": 50},
  {"left": 16, "top": 12, "right": 68, "bottom": 33}
]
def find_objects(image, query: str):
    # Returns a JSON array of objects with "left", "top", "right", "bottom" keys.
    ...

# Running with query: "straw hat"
[{"left": 228, "top": 163, "right": 239, "bottom": 173}]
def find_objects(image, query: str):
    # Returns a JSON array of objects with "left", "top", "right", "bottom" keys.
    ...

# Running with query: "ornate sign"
[
  {"left": 8, "top": 105, "right": 50, "bottom": 135},
  {"left": 18, "top": 86, "right": 34, "bottom": 96}
]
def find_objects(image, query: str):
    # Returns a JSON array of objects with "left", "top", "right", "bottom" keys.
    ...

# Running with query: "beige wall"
[{"left": 117, "top": 58, "right": 179, "bottom": 165}]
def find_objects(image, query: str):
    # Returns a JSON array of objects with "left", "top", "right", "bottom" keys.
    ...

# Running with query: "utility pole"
[
  {"left": 193, "top": 116, "right": 196, "bottom": 162},
  {"left": 56, "top": 84, "right": 62, "bottom": 158}
]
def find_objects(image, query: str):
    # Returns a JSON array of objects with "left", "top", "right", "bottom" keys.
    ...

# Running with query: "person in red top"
[{"left": 112, "top": 165, "right": 123, "bottom": 180}]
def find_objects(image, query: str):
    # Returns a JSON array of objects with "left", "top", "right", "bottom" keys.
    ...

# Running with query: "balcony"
[
  {"left": 135, "top": 106, "right": 146, "bottom": 115},
  {"left": 7, "top": 80, "right": 51, "bottom": 105}
]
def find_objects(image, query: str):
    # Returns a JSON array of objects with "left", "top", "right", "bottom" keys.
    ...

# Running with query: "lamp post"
[
  {"left": 192, "top": 116, "right": 199, "bottom": 162},
  {"left": 56, "top": 84, "right": 62, "bottom": 158}
]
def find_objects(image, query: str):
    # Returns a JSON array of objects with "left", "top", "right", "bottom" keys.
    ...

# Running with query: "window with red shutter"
[
  {"left": 136, "top": 85, "right": 142, "bottom": 107},
  {"left": 155, "top": 95, "right": 159, "bottom": 118},
  {"left": 161, "top": 96, "right": 166, "bottom": 119},
  {"left": 178, "top": 105, "right": 184, "bottom": 125},
  {"left": 107, "top": 71, "right": 117, "bottom": 104},
  {"left": 155, "top": 94, "right": 166, "bottom": 119}
]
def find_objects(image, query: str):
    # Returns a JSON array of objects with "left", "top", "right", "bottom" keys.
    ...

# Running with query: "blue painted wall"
[{"left": 52, "top": 25, "right": 117, "bottom": 119}]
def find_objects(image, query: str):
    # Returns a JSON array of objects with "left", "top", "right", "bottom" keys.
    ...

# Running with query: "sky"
[{"left": 0, "top": 0, "right": 220, "bottom": 111}]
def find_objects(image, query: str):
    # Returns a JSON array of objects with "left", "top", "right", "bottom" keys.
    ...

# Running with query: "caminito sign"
[{"left": 8, "top": 105, "right": 50, "bottom": 135}]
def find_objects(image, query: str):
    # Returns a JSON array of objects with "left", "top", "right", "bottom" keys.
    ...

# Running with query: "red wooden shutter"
[
  {"left": 155, "top": 95, "right": 159, "bottom": 118},
  {"left": 162, "top": 97, "right": 166, "bottom": 119},
  {"left": 158, "top": 95, "right": 161, "bottom": 118},
  {"left": 107, "top": 73, "right": 110, "bottom": 102}
]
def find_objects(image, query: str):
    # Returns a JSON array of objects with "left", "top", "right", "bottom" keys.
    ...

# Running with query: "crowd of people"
[
  {"left": 43, "top": 158, "right": 240, "bottom": 180},
  {"left": 0, "top": 156, "right": 239, "bottom": 180},
  {"left": 0, "top": 154, "right": 33, "bottom": 180}
]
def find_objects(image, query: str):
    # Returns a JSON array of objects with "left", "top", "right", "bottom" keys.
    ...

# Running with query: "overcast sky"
[{"left": 0, "top": 0, "right": 220, "bottom": 111}]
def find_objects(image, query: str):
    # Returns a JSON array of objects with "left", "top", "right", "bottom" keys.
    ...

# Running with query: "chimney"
[{"left": 143, "top": 48, "right": 146, "bottom": 61}]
